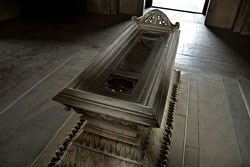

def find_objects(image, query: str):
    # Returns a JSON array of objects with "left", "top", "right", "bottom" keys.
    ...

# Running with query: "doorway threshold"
[{"left": 152, "top": 6, "right": 202, "bottom": 14}]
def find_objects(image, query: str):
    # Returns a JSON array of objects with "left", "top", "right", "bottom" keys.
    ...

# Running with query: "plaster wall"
[
  {"left": 205, "top": 0, "right": 241, "bottom": 29},
  {"left": 0, "top": 0, "right": 22, "bottom": 22},
  {"left": 119, "top": 0, "right": 145, "bottom": 16},
  {"left": 233, "top": 0, "right": 250, "bottom": 36},
  {"left": 74, "top": 0, "right": 117, "bottom": 15},
  {"left": 77, "top": 0, "right": 145, "bottom": 16}
]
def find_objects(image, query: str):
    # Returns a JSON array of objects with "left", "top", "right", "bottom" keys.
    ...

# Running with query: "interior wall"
[
  {"left": 73, "top": 0, "right": 118, "bottom": 15},
  {"left": 233, "top": 0, "right": 250, "bottom": 36},
  {"left": 119, "top": 0, "right": 145, "bottom": 16},
  {"left": 205, "top": 0, "right": 241, "bottom": 29},
  {"left": 0, "top": 0, "right": 145, "bottom": 23},
  {"left": 0, "top": 0, "right": 22, "bottom": 22},
  {"left": 76, "top": 0, "right": 145, "bottom": 16},
  {"left": 240, "top": 11, "right": 250, "bottom": 36},
  {"left": 22, "top": 0, "right": 74, "bottom": 15},
  {"left": 0, "top": 0, "right": 74, "bottom": 22}
]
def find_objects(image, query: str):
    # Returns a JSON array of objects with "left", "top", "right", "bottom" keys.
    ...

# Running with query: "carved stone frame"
[{"left": 52, "top": 9, "right": 180, "bottom": 128}]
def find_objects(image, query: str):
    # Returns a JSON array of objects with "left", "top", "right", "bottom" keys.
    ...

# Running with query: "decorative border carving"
[
  {"left": 74, "top": 108, "right": 138, "bottom": 128},
  {"left": 55, "top": 127, "right": 151, "bottom": 167},
  {"left": 132, "top": 9, "right": 180, "bottom": 30},
  {"left": 47, "top": 119, "right": 85, "bottom": 167},
  {"left": 52, "top": 9, "right": 180, "bottom": 128},
  {"left": 157, "top": 83, "right": 179, "bottom": 166},
  {"left": 144, "top": 70, "right": 180, "bottom": 167}
]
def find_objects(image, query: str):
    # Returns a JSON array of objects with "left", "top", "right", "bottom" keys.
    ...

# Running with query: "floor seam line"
[
  {"left": 185, "top": 145, "right": 199, "bottom": 150},
  {"left": 0, "top": 55, "right": 75, "bottom": 116},
  {"left": 237, "top": 80, "right": 250, "bottom": 120},
  {"left": 197, "top": 76, "right": 200, "bottom": 167},
  {"left": 175, "top": 114, "right": 187, "bottom": 118}
]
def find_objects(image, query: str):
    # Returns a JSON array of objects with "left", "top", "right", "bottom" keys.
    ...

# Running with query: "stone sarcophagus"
[{"left": 52, "top": 9, "right": 180, "bottom": 167}]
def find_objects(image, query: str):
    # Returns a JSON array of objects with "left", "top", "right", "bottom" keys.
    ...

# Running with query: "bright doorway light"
[{"left": 152, "top": 0, "right": 206, "bottom": 13}]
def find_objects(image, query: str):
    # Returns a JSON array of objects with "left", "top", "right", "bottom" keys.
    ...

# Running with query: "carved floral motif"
[
  {"left": 132, "top": 9, "right": 180, "bottom": 30},
  {"left": 105, "top": 77, "right": 134, "bottom": 93},
  {"left": 74, "top": 107, "right": 138, "bottom": 128},
  {"left": 58, "top": 128, "right": 151, "bottom": 167}
]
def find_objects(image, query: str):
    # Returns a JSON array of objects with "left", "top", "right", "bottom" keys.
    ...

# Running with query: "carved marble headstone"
[{"left": 51, "top": 9, "right": 180, "bottom": 167}]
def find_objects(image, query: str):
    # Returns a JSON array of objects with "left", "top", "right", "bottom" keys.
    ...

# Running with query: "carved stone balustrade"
[{"left": 51, "top": 9, "right": 180, "bottom": 167}]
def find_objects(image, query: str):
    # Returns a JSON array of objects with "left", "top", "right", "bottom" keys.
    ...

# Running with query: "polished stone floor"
[
  {"left": 0, "top": 8, "right": 250, "bottom": 167},
  {"left": 162, "top": 9, "right": 250, "bottom": 167}
]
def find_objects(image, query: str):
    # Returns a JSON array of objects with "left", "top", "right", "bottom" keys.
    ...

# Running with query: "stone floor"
[
  {"left": 162, "top": 9, "right": 250, "bottom": 167},
  {"left": 0, "top": 13, "right": 131, "bottom": 167},
  {"left": 0, "top": 8, "right": 250, "bottom": 167}
]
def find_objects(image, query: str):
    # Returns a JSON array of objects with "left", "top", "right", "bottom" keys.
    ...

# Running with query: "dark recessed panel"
[
  {"left": 118, "top": 38, "right": 156, "bottom": 73},
  {"left": 101, "top": 74, "right": 138, "bottom": 95}
]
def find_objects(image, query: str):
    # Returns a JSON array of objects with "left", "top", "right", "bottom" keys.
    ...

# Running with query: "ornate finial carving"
[{"left": 132, "top": 9, "right": 180, "bottom": 30}]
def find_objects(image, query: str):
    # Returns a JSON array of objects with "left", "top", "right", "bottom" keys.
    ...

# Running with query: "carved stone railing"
[{"left": 51, "top": 9, "right": 180, "bottom": 167}]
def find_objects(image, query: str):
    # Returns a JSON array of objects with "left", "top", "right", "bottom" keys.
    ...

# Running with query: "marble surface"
[{"left": 0, "top": 8, "right": 250, "bottom": 167}]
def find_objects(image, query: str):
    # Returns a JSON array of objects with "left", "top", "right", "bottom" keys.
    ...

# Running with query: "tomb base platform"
[{"left": 49, "top": 70, "right": 180, "bottom": 167}]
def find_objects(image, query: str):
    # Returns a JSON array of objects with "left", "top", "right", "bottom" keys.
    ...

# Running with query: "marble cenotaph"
[{"left": 51, "top": 9, "right": 180, "bottom": 167}]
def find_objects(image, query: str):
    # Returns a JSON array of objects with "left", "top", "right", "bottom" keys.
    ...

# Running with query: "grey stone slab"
[
  {"left": 0, "top": 45, "right": 102, "bottom": 113},
  {"left": 0, "top": 48, "right": 100, "bottom": 167},
  {"left": 198, "top": 77, "right": 242, "bottom": 167},
  {"left": 184, "top": 146, "right": 198, "bottom": 167},
  {"left": 31, "top": 112, "right": 81, "bottom": 167},
  {"left": 175, "top": 63, "right": 237, "bottom": 79},
  {"left": 168, "top": 115, "right": 186, "bottom": 167},
  {"left": 186, "top": 75, "right": 199, "bottom": 149},
  {"left": 0, "top": 103, "right": 70, "bottom": 166},
  {"left": 175, "top": 54, "right": 249, "bottom": 77},
  {"left": 178, "top": 43, "right": 244, "bottom": 65},
  {"left": 100, "top": 21, "right": 131, "bottom": 34},
  {"left": 194, "top": 72, "right": 224, "bottom": 82},
  {"left": 73, "top": 31, "right": 119, "bottom": 48},
  {"left": 174, "top": 68, "right": 224, "bottom": 83},
  {"left": 179, "top": 35, "right": 210, "bottom": 48},
  {"left": 224, "top": 76, "right": 250, "bottom": 167}
]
